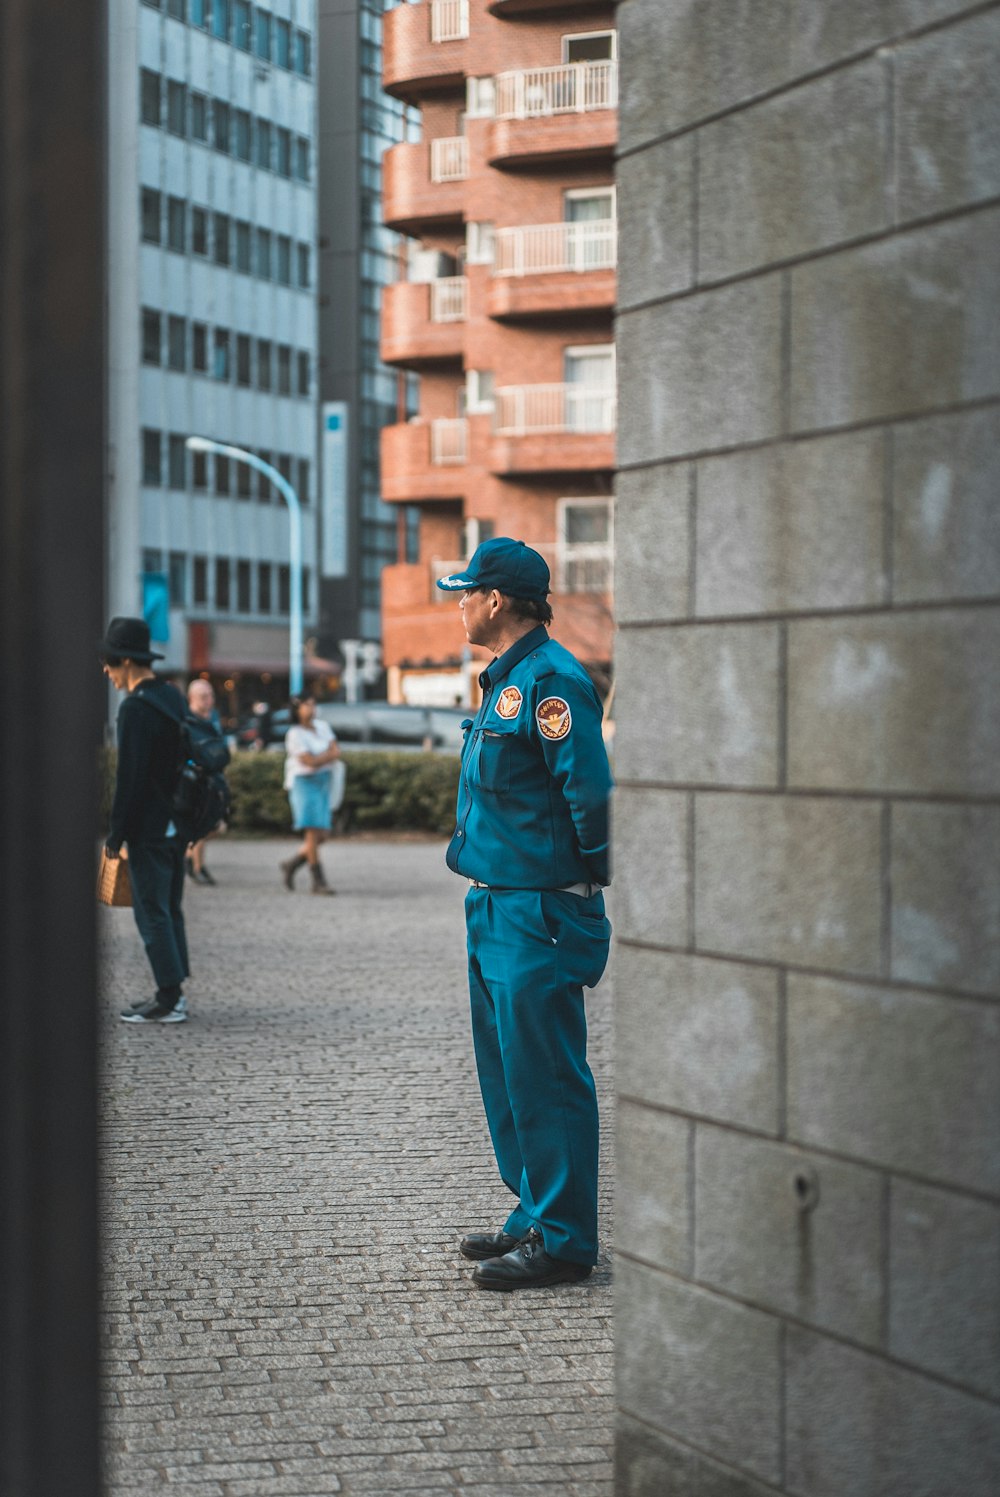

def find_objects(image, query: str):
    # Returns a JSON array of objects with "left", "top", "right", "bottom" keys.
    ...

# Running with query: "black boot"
[
  {"left": 309, "top": 861, "right": 335, "bottom": 896},
  {"left": 280, "top": 853, "right": 307, "bottom": 890}
]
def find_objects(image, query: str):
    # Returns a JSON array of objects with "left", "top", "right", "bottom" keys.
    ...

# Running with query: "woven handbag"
[{"left": 97, "top": 846, "right": 132, "bottom": 907}]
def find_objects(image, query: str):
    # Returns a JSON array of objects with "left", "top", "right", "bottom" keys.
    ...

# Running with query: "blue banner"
[{"left": 142, "top": 572, "right": 170, "bottom": 643}]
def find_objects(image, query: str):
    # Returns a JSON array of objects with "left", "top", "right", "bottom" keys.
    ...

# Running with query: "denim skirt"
[{"left": 288, "top": 770, "right": 332, "bottom": 830}]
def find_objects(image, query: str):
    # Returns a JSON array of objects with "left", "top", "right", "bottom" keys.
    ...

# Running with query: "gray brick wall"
[{"left": 613, "top": 3, "right": 1000, "bottom": 1492}]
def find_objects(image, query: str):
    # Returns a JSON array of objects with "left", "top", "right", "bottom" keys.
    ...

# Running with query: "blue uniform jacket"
[{"left": 446, "top": 626, "right": 612, "bottom": 889}]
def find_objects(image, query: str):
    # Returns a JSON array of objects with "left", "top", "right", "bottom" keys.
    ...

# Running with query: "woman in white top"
[{"left": 280, "top": 694, "right": 340, "bottom": 894}]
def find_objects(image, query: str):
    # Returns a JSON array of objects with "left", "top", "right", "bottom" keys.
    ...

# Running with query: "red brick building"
[{"left": 379, "top": 0, "right": 618, "bottom": 705}]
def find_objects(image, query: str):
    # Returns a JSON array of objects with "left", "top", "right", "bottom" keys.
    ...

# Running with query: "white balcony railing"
[
  {"left": 495, "top": 384, "right": 617, "bottom": 436},
  {"left": 429, "top": 276, "right": 468, "bottom": 322},
  {"left": 493, "top": 220, "right": 617, "bottom": 277},
  {"left": 429, "top": 135, "right": 469, "bottom": 182},
  {"left": 430, "top": 0, "right": 469, "bottom": 43},
  {"left": 430, "top": 417, "right": 467, "bottom": 464},
  {"left": 493, "top": 60, "right": 618, "bottom": 120}
]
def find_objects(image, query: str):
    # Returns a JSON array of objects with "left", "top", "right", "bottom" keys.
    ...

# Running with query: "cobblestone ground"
[{"left": 100, "top": 837, "right": 615, "bottom": 1496}]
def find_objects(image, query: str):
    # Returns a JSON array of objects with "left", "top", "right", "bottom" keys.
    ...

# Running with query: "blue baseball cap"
[{"left": 436, "top": 537, "right": 550, "bottom": 601}]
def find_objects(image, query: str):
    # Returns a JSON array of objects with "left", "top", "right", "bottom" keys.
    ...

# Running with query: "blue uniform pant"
[
  {"left": 465, "top": 885, "right": 611, "bottom": 1266},
  {"left": 128, "top": 838, "right": 189, "bottom": 991}
]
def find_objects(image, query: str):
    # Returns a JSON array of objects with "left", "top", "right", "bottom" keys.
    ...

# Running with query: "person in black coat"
[{"left": 100, "top": 617, "right": 191, "bottom": 1023}]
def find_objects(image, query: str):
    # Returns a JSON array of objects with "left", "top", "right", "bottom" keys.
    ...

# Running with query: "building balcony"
[
  {"left": 489, "top": 220, "right": 616, "bottom": 320},
  {"left": 381, "top": 278, "right": 468, "bottom": 365},
  {"left": 382, "top": 140, "right": 467, "bottom": 234},
  {"left": 489, "top": 0, "right": 614, "bottom": 14},
  {"left": 490, "top": 384, "right": 616, "bottom": 475},
  {"left": 488, "top": 61, "right": 617, "bottom": 167},
  {"left": 384, "top": 0, "right": 469, "bottom": 102},
  {"left": 381, "top": 418, "right": 471, "bottom": 502}
]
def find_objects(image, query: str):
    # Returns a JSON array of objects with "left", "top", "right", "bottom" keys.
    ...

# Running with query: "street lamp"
[{"left": 186, "top": 437, "right": 304, "bottom": 694}]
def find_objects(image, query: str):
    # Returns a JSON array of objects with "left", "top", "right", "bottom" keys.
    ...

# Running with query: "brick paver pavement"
[{"left": 100, "top": 837, "right": 615, "bottom": 1496}]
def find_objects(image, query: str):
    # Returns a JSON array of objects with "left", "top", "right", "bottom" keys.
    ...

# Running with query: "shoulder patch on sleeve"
[
  {"left": 495, "top": 685, "right": 523, "bottom": 719},
  {"left": 536, "top": 696, "right": 572, "bottom": 741}
]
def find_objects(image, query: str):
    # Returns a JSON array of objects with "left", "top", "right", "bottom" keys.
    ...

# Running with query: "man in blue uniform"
[{"left": 438, "top": 538, "right": 612, "bottom": 1290}]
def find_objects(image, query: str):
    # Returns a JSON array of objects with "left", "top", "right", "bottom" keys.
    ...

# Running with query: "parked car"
[{"left": 235, "top": 703, "right": 468, "bottom": 754}]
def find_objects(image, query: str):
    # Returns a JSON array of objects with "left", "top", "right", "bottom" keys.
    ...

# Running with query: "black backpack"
[{"left": 142, "top": 689, "right": 232, "bottom": 842}]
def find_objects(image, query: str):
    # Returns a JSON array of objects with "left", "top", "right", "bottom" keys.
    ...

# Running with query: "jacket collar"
[{"left": 481, "top": 626, "right": 549, "bottom": 689}]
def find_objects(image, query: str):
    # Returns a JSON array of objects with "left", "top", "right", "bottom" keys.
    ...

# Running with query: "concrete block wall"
[{"left": 613, "top": 3, "right": 1000, "bottom": 1493}]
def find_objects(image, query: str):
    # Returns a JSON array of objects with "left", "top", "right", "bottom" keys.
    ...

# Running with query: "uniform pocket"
[{"left": 477, "top": 729, "right": 513, "bottom": 793}]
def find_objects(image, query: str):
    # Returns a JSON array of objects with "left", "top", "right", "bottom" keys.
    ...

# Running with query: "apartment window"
[
  {"left": 215, "top": 558, "right": 231, "bottom": 611},
  {"left": 167, "top": 195, "right": 186, "bottom": 251},
  {"left": 278, "top": 564, "right": 290, "bottom": 613},
  {"left": 142, "top": 548, "right": 163, "bottom": 574},
  {"left": 557, "top": 497, "right": 613, "bottom": 592},
  {"left": 257, "top": 450, "right": 272, "bottom": 501},
  {"left": 141, "top": 308, "right": 161, "bottom": 365},
  {"left": 294, "top": 28, "right": 311, "bottom": 76},
  {"left": 212, "top": 0, "right": 230, "bottom": 41},
  {"left": 213, "top": 100, "right": 230, "bottom": 154},
  {"left": 564, "top": 344, "right": 616, "bottom": 430},
  {"left": 296, "top": 351, "right": 309, "bottom": 396},
  {"left": 465, "top": 77, "right": 495, "bottom": 119},
  {"left": 277, "top": 344, "right": 291, "bottom": 395},
  {"left": 167, "top": 315, "right": 186, "bottom": 370},
  {"left": 236, "top": 560, "right": 252, "bottom": 613},
  {"left": 562, "top": 30, "right": 617, "bottom": 62},
  {"left": 404, "top": 506, "right": 420, "bottom": 565},
  {"left": 464, "top": 369, "right": 494, "bottom": 414},
  {"left": 236, "top": 457, "right": 252, "bottom": 498},
  {"left": 233, "top": 0, "right": 251, "bottom": 49},
  {"left": 276, "top": 452, "right": 292, "bottom": 485},
  {"left": 141, "top": 187, "right": 161, "bottom": 243},
  {"left": 257, "top": 339, "right": 272, "bottom": 390},
  {"left": 168, "top": 552, "right": 187, "bottom": 606},
  {"left": 167, "top": 0, "right": 186, "bottom": 19},
  {"left": 274, "top": 17, "right": 291, "bottom": 68},
  {"left": 191, "top": 91, "right": 208, "bottom": 140},
  {"left": 254, "top": 8, "right": 271, "bottom": 60},
  {"left": 190, "top": 0, "right": 208, "bottom": 27},
  {"left": 192, "top": 321, "right": 208, "bottom": 371},
  {"left": 192, "top": 449, "right": 208, "bottom": 489},
  {"left": 193, "top": 556, "right": 208, "bottom": 604},
  {"left": 466, "top": 222, "right": 495, "bottom": 265},
  {"left": 168, "top": 434, "right": 187, "bottom": 489},
  {"left": 257, "top": 562, "right": 272, "bottom": 613},
  {"left": 141, "top": 429, "right": 161, "bottom": 486},
  {"left": 140, "top": 69, "right": 161, "bottom": 127},
  {"left": 296, "top": 242, "right": 310, "bottom": 288},
  {"left": 213, "top": 212, "right": 231, "bottom": 265},
  {"left": 297, "top": 458, "right": 310, "bottom": 504},
  {"left": 255, "top": 119, "right": 272, "bottom": 170},
  {"left": 276, "top": 234, "right": 291, "bottom": 286},
  {"left": 256, "top": 228, "right": 272, "bottom": 280},
  {"left": 215, "top": 454, "right": 231, "bottom": 496},
  {"left": 235, "top": 220, "right": 252, "bottom": 272},
  {"left": 236, "top": 333, "right": 251, "bottom": 386},
  {"left": 213, "top": 329, "right": 230, "bottom": 381},
  {"left": 234, "top": 108, "right": 251, "bottom": 160},
  {"left": 276, "top": 127, "right": 292, "bottom": 178},
  {"left": 294, "top": 136, "right": 310, "bottom": 182},
  {"left": 166, "top": 80, "right": 187, "bottom": 137},
  {"left": 192, "top": 206, "right": 208, "bottom": 255}
]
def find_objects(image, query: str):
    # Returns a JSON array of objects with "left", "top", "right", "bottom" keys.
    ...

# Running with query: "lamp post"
[{"left": 186, "top": 438, "right": 304, "bottom": 694}]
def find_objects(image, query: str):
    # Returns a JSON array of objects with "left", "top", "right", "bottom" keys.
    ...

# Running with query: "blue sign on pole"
[{"left": 142, "top": 572, "right": 170, "bottom": 643}]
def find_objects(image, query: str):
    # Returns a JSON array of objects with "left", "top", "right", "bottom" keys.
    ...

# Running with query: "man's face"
[
  {"left": 459, "top": 587, "right": 495, "bottom": 648},
  {"left": 102, "top": 659, "right": 129, "bottom": 691},
  {"left": 189, "top": 682, "right": 215, "bottom": 718}
]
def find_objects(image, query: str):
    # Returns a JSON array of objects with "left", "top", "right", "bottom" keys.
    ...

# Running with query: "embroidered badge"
[
  {"left": 495, "top": 686, "right": 523, "bottom": 720},
  {"left": 536, "top": 696, "right": 572, "bottom": 741}
]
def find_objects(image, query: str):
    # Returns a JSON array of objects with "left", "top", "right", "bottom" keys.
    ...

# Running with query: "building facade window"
[
  {"left": 258, "top": 562, "right": 272, "bottom": 612},
  {"left": 167, "top": 80, "right": 187, "bottom": 136},
  {"left": 211, "top": 0, "right": 230, "bottom": 42},
  {"left": 213, "top": 329, "right": 230, "bottom": 381},
  {"left": 235, "top": 220, "right": 252, "bottom": 272},
  {"left": 168, "top": 552, "right": 187, "bottom": 606},
  {"left": 236, "top": 559, "right": 252, "bottom": 612},
  {"left": 141, "top": 187, "right": 161, "bottom": 243},
  {"left": 297, "top": 351, "right": 309, "bottom": 396},
  {"left": 191, "top": 91, "right": 208, "bottom": 140},
  {"left": 256, "top": 228, "right": 272, "bottom": 279},
  {"left": 294, "top": 136, "right": 310, "bottom": 181},
  {"left": 257, "top": 450, "right": 272, "bottom": 501},
  {"left": 277, "top": 344, "right": 292, "bottom": 395},
  {"left": 213, "top": 99, "right": 230, "bottom": 153},
  {"left": 255, "top": 119, "right": 272, "bottom": 171},
  {"left": 215, "top": 558, "right": 231, "bottom": 610},
  {"left": 167, "top": 314, "right": 186, "bottom": 370},
  {"left": 141, "top": 429, "right": 162, "bottom": 485},
  {"left": 167, "top": 195, "right": 186, "bottom": 251},
  {"left": 276, "top": 235, "right": 291, "bottom": 285},
  {"left": 141, "top": 308, "right": 161, "bottom": 365},
  {"left": 167, "top": 0, "right": 186, "bottom": 19},
  {"left": 190, "top": 0, "right": 208, "bottom": 28},
  {"left": 297, "top": 241, "right": 310, "bottom": 287},
  {"left": 140, "top": 69, "right": 161, "bottom": 126},
  {"left": 168, "top": 434, "right": 187, "bottom": 488},
  {"left": 275, "top": 17, "right": 291, "bottom": 68},
  {"left": 215, "top": 454, "right": 231, "bottom": 495},
  {"left": 192, "top": 322, "right": 208, "bottom": 372},
  {"left": 236, "top": 333, "right": 252, "bottom": 386},
  {"left": 297, "top": 458, "right": 310, "bottom": 503},
  {"left": 213, "top": 212, "right": 231, "bottom": 265},
  {"left": 557, "top": 497, "right": 613, "bottom": 592},
  {"left": 278, "top": 563, "right": 290, "bottom": 613},
  {"left": 142, "top": 547, "right": 163, "bottom": 573},
  {"left": 233, "top": 0, "right": 251, "bottom": 49},
  {"left": 257, "top": 339, "right": 272, "bottom": 391},
  {"left": 237, "top": 457, "right": 252, "bottom": 498},
  {"left": 193, "top": 555, "right": 208, "bottom": 604},
  {"left": 192, "top": 206, "right": 208, "bottom": 255},
  {"left": 234, "top": 108, "right": 251, "bottom": 160},
  {"left": 254, "top": 8, "right": 271, "bottom": 61},
  {"left": 192, "top": 449, "right": 208, "bottom": 489},
  {"left": 293, "top": 28, "right": 311, "bottom": 76}
]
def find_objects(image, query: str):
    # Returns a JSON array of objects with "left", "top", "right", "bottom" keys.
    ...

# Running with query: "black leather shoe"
[
  {"left": 472, "top": 1230, "right": 593, "bottom": 1291},
  {"left": 459, "top": 1229, "right": 524, "bottom": 1262}
]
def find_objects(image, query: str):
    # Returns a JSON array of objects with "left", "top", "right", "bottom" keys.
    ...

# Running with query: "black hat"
[{"left": 98, "top": 616, "right": 164, "bottom": 663}]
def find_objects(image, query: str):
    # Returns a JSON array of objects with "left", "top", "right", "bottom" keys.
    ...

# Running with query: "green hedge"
[{"left": 100, "top": 748, "right": 461, "bottom": 837}]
